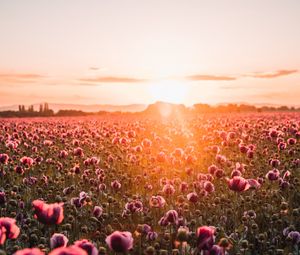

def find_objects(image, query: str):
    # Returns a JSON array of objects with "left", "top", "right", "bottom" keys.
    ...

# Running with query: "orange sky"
[{"left": 0, "top": 0, "right": 300, "bottom": 106}]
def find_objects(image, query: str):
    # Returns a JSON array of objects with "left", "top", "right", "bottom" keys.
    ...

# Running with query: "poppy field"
[{"left": 0, "top": 113, "right": 299, "bottom": 255}]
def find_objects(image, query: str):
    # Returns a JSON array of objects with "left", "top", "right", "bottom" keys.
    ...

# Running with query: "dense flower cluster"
[{"left": 0, "top": 113, "right": 299, "bottom": 254}]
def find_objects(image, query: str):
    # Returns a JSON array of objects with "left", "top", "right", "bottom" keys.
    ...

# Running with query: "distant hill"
[{"left": 0, "top": 103, "right": 147, "bottom": 113}]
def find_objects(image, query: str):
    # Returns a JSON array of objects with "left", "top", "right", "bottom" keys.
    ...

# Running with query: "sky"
[{"left": 0, "top": 0, "right": 300, "bottom": 106}]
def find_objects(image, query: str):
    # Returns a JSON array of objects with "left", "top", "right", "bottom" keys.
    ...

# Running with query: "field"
[{"left": 0, "top": 113, "right": 299, "bottom": 255}]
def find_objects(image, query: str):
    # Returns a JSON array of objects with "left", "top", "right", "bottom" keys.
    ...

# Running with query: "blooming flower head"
[
  {"left": 74, "top": 239, "right": 98, "bottom": 255},
  {"left": 105, "top": 231, "right": 134, "bottom": 253},
  {"left": 73, "top": 147, "right": 84, "bottom": 157},
  {"left": 125, "top": 200, "right": 143, "bottom": 213},
  {"left": 32, "top": 200, "right": 64, "bottom": 225},
  {"left": 265, "top": 169, "right": 280, "bottom": 181},
  {"left": 0, "top": 217, "right": 20, "bottom": 245},
  {"left": 209, "top": 245, "right": 223, "bottom": 255},
  {"left": 159, "top": 210, "right": 179, "bottom": 226},
  {"left": 187, "top": 192, "right": 199, "bottom": 203},
  {"left": 208, "top": 165, "right": 218, "bottom": 175},
  {"left": 0, "top": 153, "right": 9, "bottom": 164},
  {"left": 50, "top": 233, "right": 69, "bottom": 249},
  {"left": 204, "top": 181, "right": 215, "bottom": 193},
  {"left": 20, "top": 156, "right": 34, "bottom": 167},
  {"left": 149, "top": 195, "right": 166, "bottom": 208},
  {"left": 196, "top": 226, "right": 215, "bottom": 251},
  {"left": 247, "top": 179, "right": 261, "bottom": 189},
  {"left": 287, "top": 231, "right": 300, "bottom": 245},
  {"left": 0, "top": 225, "right": 6, "bottom": 245},
  {"left": 111, "top": 180, "right": 121, "bottom": 190},
  {"left": 227, "top": 176, "right": 250, "bottom": 192},
  {"left": 49, "top": 246, "right": 87, "bottom": 255},
  {"left": 162, "top": 184, "right": 175, "bottom": 196},
  {"left": 165, "top": 210, "right": 179, "bottom": 224},
  {"left": 93, "top": 206, "right": 103, "bottom": 218},
  {"left": 14, "top": 248, "right": 45, "bottom": 255},
  {"left": 59, "top": 150, "right": 68, "bottom": 159},
  {"left": 146, "top": 231, "right": 158, "bottom": 241}
]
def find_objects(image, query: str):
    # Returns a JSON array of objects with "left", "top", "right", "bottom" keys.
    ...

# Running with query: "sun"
[{"left": 147, "top": 79, "right": 188, "bottom": 104}]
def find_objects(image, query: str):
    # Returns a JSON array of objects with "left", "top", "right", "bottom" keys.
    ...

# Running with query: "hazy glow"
[
  {"left": 148, "top": 80, "right": 188, "bottom": 104},
  {"left": 0, "top": 0, "right": 300, "bottom": 106}
]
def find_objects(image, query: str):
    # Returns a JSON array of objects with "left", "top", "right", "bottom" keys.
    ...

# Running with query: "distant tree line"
[
  {"left": 142, "top": 102, "right": 300, "bottom": 117},
  {"left": 15, "top": 103, "right": 54, "bottom": 117},
  {"left": 0, "top": 102, "right": 300, "bottom": 118},
  {"left": 191, "top": 103, "right": 298, "bottom": 113}
]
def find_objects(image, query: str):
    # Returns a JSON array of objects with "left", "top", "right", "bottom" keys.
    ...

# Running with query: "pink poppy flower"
[
  {"left": 0, "top": 153, "right": 9, "bottom": 164},
  {"left": 50, "top": 233, "right": 69, "bottom": 249},
  {"left": 266, "top": 169, "right": 280, "bottom": 181},
  {"left": 227, "top": 176, "right": 250, "bottom": 192},
  {"left": 149, "top": 195, "right": 166, "bottom": 208},
  {"left": 0, "top": 226, "right": 6, "bottom": 245},
  {"left": 187, "top": 192, "right": 199, "bottom": 203},
  {"left": 204, "top": 181, "right": 215, "bottom": 193},
  {"left": 209, "top": 245, "right": 223, "bottom": 255},
  {"left": 93, "top": 206, "right": 103, "bottom": 218},
  {"left": 196, "top": 226, "right": 215, "bottom": 251},
  {"left": 14, "top": 248, "right": 45, "bottom": 255},
  {"left": 111, "top": 180, "right": 121, "bottom": 190},
  {"left": 74, "top": 239, "right": 98, "bottom": 255},
  {"left": 73, "top": 147, "right": 84, "bottom": 157},
  {"left": 20, "top": 156, "right": 34, "bottom": 167},
  {"left": 125, "top": 200, "right": 143, "bottom": 213},
  {"left": 49, "top": 246, "right": 87, "bottom": 255},
  {"left": 105, "top": 231, "right": 133, "bottom": 253},
  {"left": 32, "top": 200, "right": 64, "bottom": 225},
  {"left": 162, "top": 184, "right": 175, "bottom": 196},
  {"left": 0, "top": 217, "right": 20, "bottom": 244},
  {"left": 247, "top": 179, "right": 261, "bottom": 189}
]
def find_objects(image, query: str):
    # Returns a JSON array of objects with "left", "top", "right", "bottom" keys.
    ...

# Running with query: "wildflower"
[
  {"left": 266, "top": 169, "right": 280, "bottom": 181},
  {"left": 162, "top": 184, "right": 175, "bottom": 196},
  {"left": 204, "top": 181, "right": 215, "bottom": 193},
  {"left": 196, "top": 226, "right": 215, "bottom": 251},
  {"left": 149, "top": 196, "right": 166, "bottom": 208},
  {"left": 111, "top": 180, "right": 121, "bottom": 190},
  {"left": 14, "top": 248, "right": 45, "bottom": 255},
  {"left": 50, "top": 233, "right": 69, "bottom": 249},
  {"left": 105, "top": 231, "right": 133, "bottom": 253},
  {"left": 227, "top": 176, "right": 250, "bottom": 192},
  {"left": 209, "top": 245, "right": 223, "bottom": 255},
  {"left": 93, "top": 206, "right": 103, "bottom": 218},
  {"left": 74, "top": 239, "right": 98, "bottom": 255},
  {"left": 187, "top": 192, "right": 198, "bottom": 203},
  {"left": 125, "top": 200, "right": 143, "bottom": 213},
  {"left": 20, "top": 156, "right": 34, "bottom": 167},
  {"left": 0, "top": 217, "right": 20, "bottom": 245},
  {"left": 49, "top": 246, "right": 87, "bottom": 255},
  {"left": 287, "top": 231, "right": 300, "bottom": 244},
  {"left": 146, "top": 231, "right": 158, "bottom": 241},
  {"left": 32, "top": 200, "right": 64, "bottom": 225},
  {"left": 0, "top": 154, "right": 9, "bottom": 164}
]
